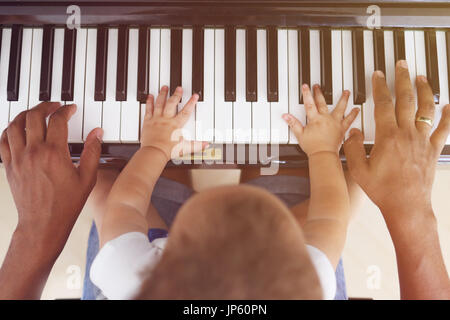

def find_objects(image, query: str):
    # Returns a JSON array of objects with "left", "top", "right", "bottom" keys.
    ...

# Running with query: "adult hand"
[
  {"left": 0, "top": 102, "right": 103, "bottom": 260},
  {"left": 344, "top": 61, "right": 450, "bottom": 225}
]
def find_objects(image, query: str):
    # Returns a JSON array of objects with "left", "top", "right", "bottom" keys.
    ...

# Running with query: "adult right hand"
[{"left": 343, "top": 60, "right": 450, "bottom": 226}]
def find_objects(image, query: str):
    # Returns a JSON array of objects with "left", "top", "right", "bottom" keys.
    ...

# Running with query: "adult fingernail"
[
  {"left": 96, "top": 128, "right": 104, "bottom": 142},
  {"left": 374, "top": 70, "right": 385, "bottom": 78},
  {"left": 397, "top": 60, "right": 408, "bottom": 69}
]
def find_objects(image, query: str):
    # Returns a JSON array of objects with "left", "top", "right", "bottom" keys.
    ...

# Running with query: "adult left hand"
[{"left": 0, "top": 102, "right": 103, "bottom": 260}]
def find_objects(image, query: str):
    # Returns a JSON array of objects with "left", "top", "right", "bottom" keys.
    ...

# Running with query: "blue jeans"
[{"left": 82, "top": 176, "right": 347, "bottom": 300}]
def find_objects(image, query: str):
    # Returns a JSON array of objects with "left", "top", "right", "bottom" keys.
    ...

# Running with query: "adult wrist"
[{"left": 380, "top": 205, "right": 437, "bottom": 241}]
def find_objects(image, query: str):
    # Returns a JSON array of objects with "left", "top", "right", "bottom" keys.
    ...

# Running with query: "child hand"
[
  {"left": 141, "top": 86, "right": 208, "bottom": 160},
  {"left": 283, "top": 84, "right": 359, "bottom": 156}
]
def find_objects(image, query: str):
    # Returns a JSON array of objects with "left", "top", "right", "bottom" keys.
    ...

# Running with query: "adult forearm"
[
  {"left": 384, "top": 207, "right": 450, "bottom": 299},
  {"left": 0, "top": 229, "right": 56, "bottom": 299}
]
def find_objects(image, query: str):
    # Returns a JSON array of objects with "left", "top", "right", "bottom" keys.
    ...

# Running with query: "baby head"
[{"left": 137, "top": 185, "right": 322, "bottom": 299}]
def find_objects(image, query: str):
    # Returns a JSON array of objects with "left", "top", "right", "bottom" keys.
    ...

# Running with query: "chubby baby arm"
[{"left": 283, "top": 84, "right": 359, "bottom": 268}]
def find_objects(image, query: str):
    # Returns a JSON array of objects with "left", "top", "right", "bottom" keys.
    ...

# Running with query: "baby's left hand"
[
  {"left": 141, "top": 86, "right": 208, "bottom": 161},
  {"left": 283, "top": 84, "right": 359, "bottom": 157}
]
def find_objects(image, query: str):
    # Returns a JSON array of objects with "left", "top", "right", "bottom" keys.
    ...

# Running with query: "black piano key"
[
  {"left": 39, "top": 25, "right": 54, "bottom": 101},
  {"left": 225, "top": 26, "right": 236, "bottom": 102},
  {"left": 320, "top": 29, "right": 332, "bottom": 104},
  {"left": 393, "top": 29, "right": 406, "bottom": 62},
  {"left": 373, "top": 29, "right": 386, "bottom": 74},
  {"left": 61, "top": 28, "right": 77, "bottom": 101},
  {"left": 170, "top": 28, "right": 182, "bottom": 96},
  {"left": 137, "top": 26, "right": 150, "bottom": 103},
  {"left": 352, "top": 29, "right": 366, "bottom": 105},
  {"left": 7, "top": 25, "right": 23, "bottom": 101},
  {"left": 192, "top": 26, "right": 204, "bottom": 101},
  {"left": 245, "top": 26, "right": 257, "bottom": 102},
  {"left": 425, "top": 30, "right": 440, "bottom": 104},
  {"left": 266, "top": 26, "right": 278, "bottom": 102},
  {"left": 94, "top": 26, "right": 108, "bottom": 101},
  {"left": 116, "top": 26, "right": 128, "bottom": 101},
  {"left": 298, "top": 28, "right": 310, "bottom": 104}
]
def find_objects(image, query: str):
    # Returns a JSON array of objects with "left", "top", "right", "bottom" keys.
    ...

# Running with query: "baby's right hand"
[
  {"left": 141, "top": 86, "right": 207, "bottom": 160},
  {"left": 283, "top": 84, "right": 359, "bottom": 157}
]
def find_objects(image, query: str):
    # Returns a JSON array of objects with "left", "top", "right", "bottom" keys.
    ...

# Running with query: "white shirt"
[{"left": 90, "top": 232, "right": 337, "bottom": 300}]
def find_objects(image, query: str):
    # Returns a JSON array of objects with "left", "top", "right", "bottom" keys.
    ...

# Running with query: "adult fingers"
[
  {"left": 343, "top": 128, "right": 369, "bottom": 185},
  {"left": 176, "top": 93, "right": 199, "bottom": 126},
  {"left": 415, "top": 76, "right": 435, "bottom": 135},
  {"left": 373, "top": 71, "right": 397, "bottom": 134},
  {"left": 331, "top": 90, "right": 350, "bottom": 120},
  {"left": 163, "top": 86, "right": 183, "bottom": 117},
  {"left": 313, "top": 85, "right": 329, "bottom": 114},
  {"left": 282, "top": 113, "right": 304, "bottom": 141},
  {"left": 6, "top": 110, "right": 27, "bottom": 159},
  {"left": 302, "top": 84, "right": 318, "bottom": 119},
  {"left": 395, "top": 60, "right": 416, "bottom": 128},
  {"left": 154, "top": 86, "right": 169, "bottom": 116},
  {"left": 0, "top": 129, "right": 11, "bottom": 166},
  {"left": 46, "top": 104, "right": 76, "bottom": 147},
  {"left": 78, "top": 128, "right": 103, "bottom": 189},
  {"left": 145, "top": 94, "right": 154, "bottom": 120},
  {"left": 430, "top": 105, "right": 450, "bottom": 156},
  {"left": 342, "top": 108, "right": 360, "bottom": 132},
  {"left": 25, "top": 102, "right": 61, "bottom": 147}
]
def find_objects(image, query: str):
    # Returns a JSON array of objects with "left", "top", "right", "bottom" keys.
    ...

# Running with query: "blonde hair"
[{"left": 137, "top": 185, "right": 322, "bottom": 299}]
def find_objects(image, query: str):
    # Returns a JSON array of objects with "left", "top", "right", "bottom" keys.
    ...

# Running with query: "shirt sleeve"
[
  {"left": 306, "top": 245, "right": 337, "bottom": 300},
  {"left": 90, "top": 232, "right": 167, "bottom": 300}
]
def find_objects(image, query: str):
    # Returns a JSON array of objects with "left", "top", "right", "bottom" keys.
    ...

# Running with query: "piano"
[{"left": 1, "top": 0, "right": 450, "bottom": 168}]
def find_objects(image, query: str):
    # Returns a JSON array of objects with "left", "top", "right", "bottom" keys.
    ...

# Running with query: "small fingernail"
[
  {"left": 374, "top": 70, "right": 385, "bottom": 78},
  {"left": 418, "top": 75, "right": 428, "bottom": 83},
  {"left": 397, "top": 60, "right": 408, "bottom": 69},
  {"left": 302, "top": 84, "right": 309, "bottom": 90},
  {"left": 176, "top": 86, "right": 182, "bottom": 92}
]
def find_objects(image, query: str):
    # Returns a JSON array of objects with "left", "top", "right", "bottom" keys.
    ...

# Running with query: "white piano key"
[
  {"left": 287, "top": 29, "right": 304, "bottom": 144},
  {"left": 270, "top": 29, "right": 288, "bottom": 143},
  {"left": 196, "top": 28, "right": 214, "bottom": 142},
  {"left": 363, "top": 30, "right": 375, "bottom": 143},
  {"left": 342, "top": 30, "right": 362, "bottom": 136},
  {"left": 404, "top": 30, "right": 417, "bottom": 88},
  {"left": 9, "top": 28, "right": 32, "bottom": 121},
  {"left": 181, "top": 28, "right": 195, "bottom": 140},
  {"left": 331, "top": 29, "right": 342, "bottom": 112},
  {"left": 310, "top": 30, "right": 321, "bottom": 89},
  {"left": 50, "top": 28, "right": 64, "bottom": 103},
  {"left": 159, "top": 29, "right": 171, "bottom": 90},
  {"left": 434, "top": 31, "right": 450, "bottom": 144},
  {"left": 28, "top": 28, "right": 43, "bottom": 108},
  {"left": 140, "top": 28, "right": 161, "bottom": 129},
  {"left": 120, "top": 28, "right": 140, "bottom": 142},
  {"left": 384, "top": 30, "right": 395, "bottom": 95},
  {"left": 214, "top": 29, "right": 233, "bottom": 143},
  {"left": 102, "top": 28, "right": 121, "bottom": 142},
  {"left": 233, "top": 28, "right": 252, "bottom": 144},
  {"left": 83, "top": 28, "right": 103, "bottom": 141},
  {"left": 0, "top": 28, "right": 11, "bottom": 131},
  {"left": 415, "top": 30, "right": 427, "bottom": 77},
  {"left": 66, "top": 28, "right": 87, "bottom": 142},
  {"left": 252, "top": 29, "right": 270, "bottom": 144}
]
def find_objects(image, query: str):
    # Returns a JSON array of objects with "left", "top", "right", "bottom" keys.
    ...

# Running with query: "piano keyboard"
[{"left": 1, "top": 26, "right": 450, "bottom": 146}]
